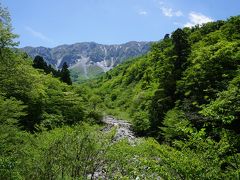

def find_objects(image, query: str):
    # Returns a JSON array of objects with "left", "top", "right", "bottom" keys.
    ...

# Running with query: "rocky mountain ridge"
[{"left": 22, "top": 41, "right": 151, "bottom": 81}]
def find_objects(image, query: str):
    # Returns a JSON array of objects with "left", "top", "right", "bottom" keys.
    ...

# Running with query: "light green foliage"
[
  {"left": 0, "top": 45, "right": 97, "bottom": 131},
  {"left": 161, "top": 109, "right": 193, "bottom": 143},
  {"left": 18, "top": 124, "right": 114, "bottom": 179},
  {"left": 177, "top": 40, "right": 240, "bottom": 105},
  {"left": 132, "top": 111, "right": 150, "bottom": 133},
  {"left": 0, "top": 95, "right": 26, "bottom": 125},
  {"left": 200, "top": 74, "right": 240, "bottom": 126},
  {"left": 1, "top": 4, "right": 240, "bottom": 179},
  {"left": 0, "top": 4, "right": 18, "bottom": 53},
  {"left": 0, "top": 8, "right": 104, "bottom": 177},
  {"left": 0, "top": 55, "right": 87, "bottom": 131},
  {"left": 0, "top": 95, "right": 28, "bottom": 179},
  {"left": 89, "top": 94, "right": 102, "bottom": 110},
  {"left": 104, "top": 139, "right": 162, "bottom": 179},
  {"left": 104, "top": 137, "right": 238, "bottom": 179},
  {"left": 4, "top": 22, "right": 102, "bottom": 130},
  {"left": 86, "top": 15, "right": 240, "bottom": 178}
]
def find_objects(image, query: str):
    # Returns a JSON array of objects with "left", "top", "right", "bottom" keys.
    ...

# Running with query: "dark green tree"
[
  {"left": 171, "top": 28, "right": 191, "bottom": 101},
  {"left": 164, "top": 33, "right": 170, "bottom": 40},
  {"left": 33, "top": 55, "right": 59, "bottom": 76},
  {"left": 33, "top": 55, "right": 48, "bottom": 71},
  {"left": 60, "top": 62, "right": 72, "bottom": 85},
  {"left": 171, "top": 28, "right": 190, "bottom": 78}
]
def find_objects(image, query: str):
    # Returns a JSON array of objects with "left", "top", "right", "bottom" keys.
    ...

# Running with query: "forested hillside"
[
  {"left": 86, "top": 15, "right": 240, "bottom": 177},
  {"left": 1, "top": 3, "right": 240, "bottom": 179},
  {"left": 0, "top": 5, "right": 105, "bottom": 178},
  {"left": 91, "top": 15, "right": 240, "bottom": 135}
]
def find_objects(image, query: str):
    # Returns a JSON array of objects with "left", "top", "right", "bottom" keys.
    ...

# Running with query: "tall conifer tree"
[{"left": 60, "top": 62, "right": 72, "bottom": 85}]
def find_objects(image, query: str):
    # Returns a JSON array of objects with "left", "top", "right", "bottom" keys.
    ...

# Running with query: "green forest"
[{"left": 1, "top": 3, "right": 240, "bottom": 179}]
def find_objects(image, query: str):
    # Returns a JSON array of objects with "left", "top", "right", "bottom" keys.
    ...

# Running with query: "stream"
[
  {"left": 101, "top": 116, "right": 136, "bottom": 143},
  {"left": 89, "top": 116, "right": 137, "bottom": 179}
]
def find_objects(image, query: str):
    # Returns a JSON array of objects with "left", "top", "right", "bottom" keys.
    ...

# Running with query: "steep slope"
[
  {"left": 89, "top": 15, "right": 240, "bottom": 148},
  {"left": 22, "top": 41, "right": 151, "bottom": 81},
  {"left": 82, "top": 16, "right": 240, "bottom": 177}
]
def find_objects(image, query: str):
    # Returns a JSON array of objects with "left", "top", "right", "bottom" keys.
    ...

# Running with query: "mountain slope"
[
  {"left": 22, "top": 41, "right": 151, "bottom": 81},
  {"left": 82, "top": 16, "right": 240, "bottom": 177},
  {"left": 89, "top": 16, "right": 240, "bottom": 143}
]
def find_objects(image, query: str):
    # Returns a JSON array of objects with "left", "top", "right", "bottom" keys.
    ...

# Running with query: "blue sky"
[{"left": 1, "top": 0, "right": 240, "bottom": 47}]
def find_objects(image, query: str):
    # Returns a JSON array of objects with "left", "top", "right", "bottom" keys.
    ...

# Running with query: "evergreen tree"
[
  {"left": 172, "top": 29, "right": 190, "bottom": 59},
  {"left": 60, "top": 62, "right": 72, "bottom": 85},
  {"left": 171, "top": 28, "right": 190, "bottom": 76},
  {"left": 149, "top": 31, "right": 189, "bottom": 134},
  {"left": 163, "top": 33, "right": 170, "bottom": 40},
  {"left": 33, "top": 55, "right": 59, "bottom": 76},
  {"left": 33, "top": 55, "right": 48, "bottom": 71},
  {"left": 171, "top": 28, "right": 190, "bottom": 101}
]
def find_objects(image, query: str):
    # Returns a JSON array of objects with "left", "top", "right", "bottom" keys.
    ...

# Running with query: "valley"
[{"left": 1, "top": 2, "right": 240, "bottom": 179}]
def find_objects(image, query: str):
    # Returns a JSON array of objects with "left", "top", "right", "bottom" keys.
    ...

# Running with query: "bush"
[{"left": 132, "top": 111, "right": 150, "bottom": 134}]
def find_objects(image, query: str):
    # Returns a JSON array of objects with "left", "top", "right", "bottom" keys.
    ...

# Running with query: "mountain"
[
  {"left": 2, "top": 4, "right": 240, "bottom": 178},
  {"left": 21, "top": 41, "right": 151, "bottom": 81}
]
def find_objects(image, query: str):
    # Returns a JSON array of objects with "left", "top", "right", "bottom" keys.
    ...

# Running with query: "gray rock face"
[
  {"left": 101, "top": 116, "right": 136, "bottom": 143},
  {"left": 21, "top": 41, "right": 151, "bottom": 78}
]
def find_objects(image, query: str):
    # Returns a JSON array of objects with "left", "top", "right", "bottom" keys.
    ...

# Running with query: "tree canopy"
[{"left": 1, "top": 3, "right": 240, "bottom": 178}]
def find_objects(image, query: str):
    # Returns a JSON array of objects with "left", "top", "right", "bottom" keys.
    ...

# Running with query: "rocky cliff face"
[{"left": 22, "top": 41, "right": 151, "bottom": 81}]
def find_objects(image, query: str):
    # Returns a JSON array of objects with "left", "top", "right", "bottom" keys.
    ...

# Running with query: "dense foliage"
[
  {"left": 1, "top": 3, "right": 240, "bottom": 178},
  {"left": 0, "top": 5, "right": 104, "bottom": 178},
  {"left": 86, "top": 15, "right": 240, "bottom": 177}
]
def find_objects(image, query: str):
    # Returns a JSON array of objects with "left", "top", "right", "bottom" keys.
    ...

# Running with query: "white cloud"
[
  {"left": 160, "top": 7, "right": 183, "bottom": 17},
  {"left": 184, "top": 12, "right": 214, "bottom": 27},
  {"left": 138, "top": 10, "right": 148, "bottom": 16},
  {"left": 155, "top": 0, "right": 183, "bottom": 17},
  {"left": 160, "top": 7, "right": 172, "bottom": 17},
  {"left": 25, "top": 26, "right": 54, "bottom": 44}
]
